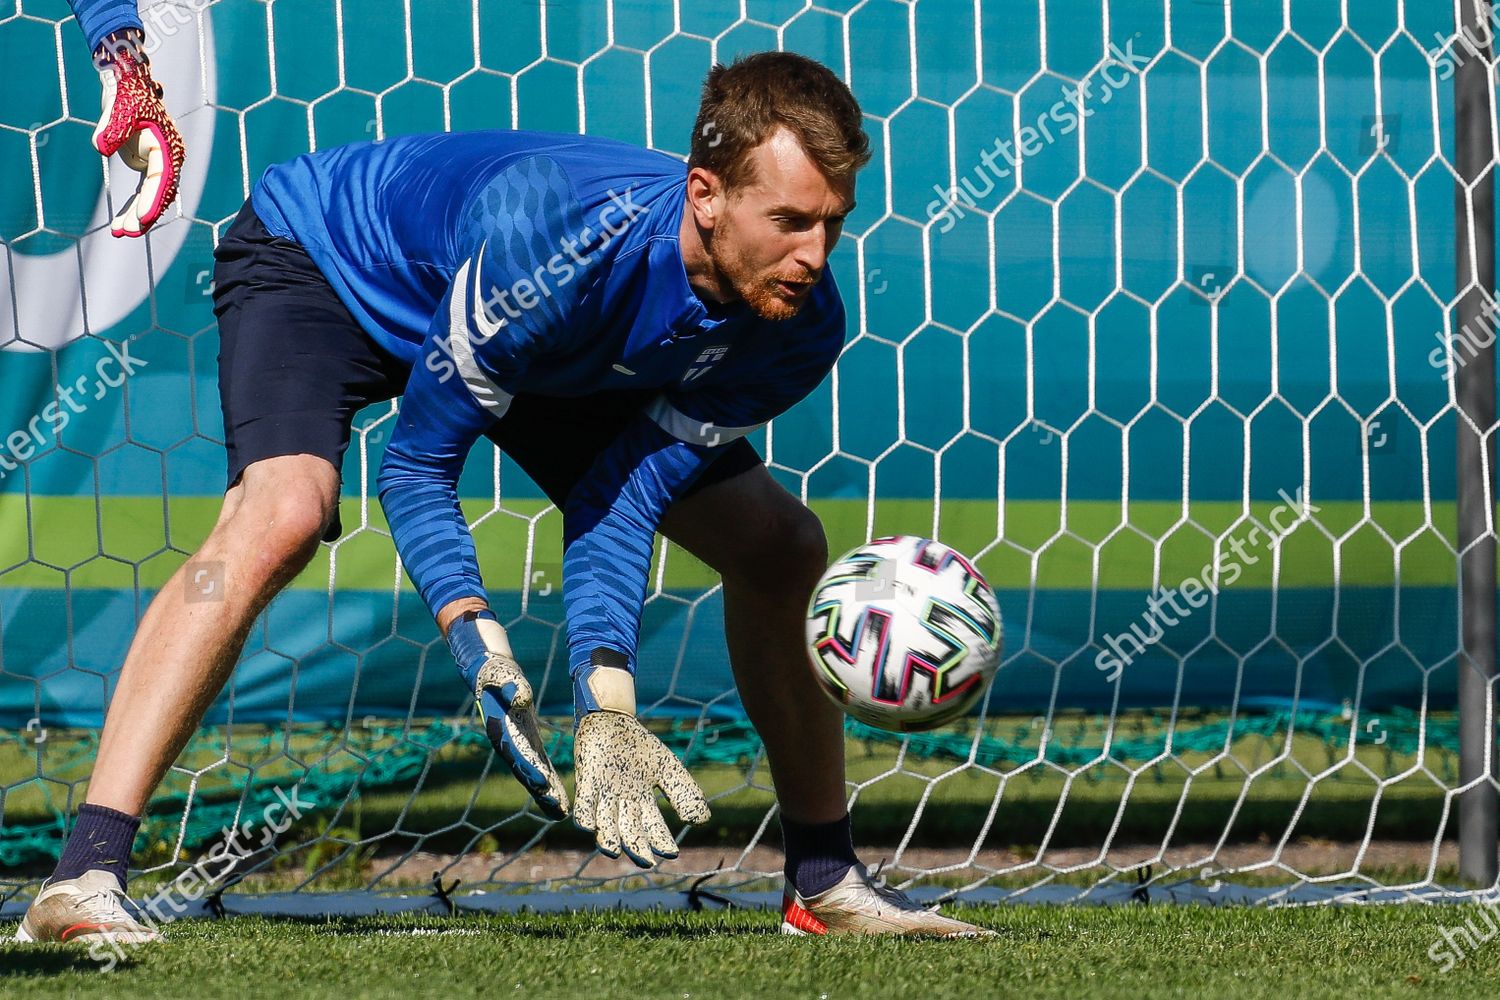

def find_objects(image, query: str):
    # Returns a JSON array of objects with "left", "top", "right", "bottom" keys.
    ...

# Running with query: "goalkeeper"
[{"left": 17, "top": 52, "right": 989, "bottom": 942}]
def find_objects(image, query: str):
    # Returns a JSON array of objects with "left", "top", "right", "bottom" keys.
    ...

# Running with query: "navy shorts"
[{"left": 211, "top": 201, "right": 761, "bottom": 540}]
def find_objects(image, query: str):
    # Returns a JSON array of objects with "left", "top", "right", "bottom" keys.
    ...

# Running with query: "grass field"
[{"left": 4, "top": 904, "right": 1498, "bottom": 999}]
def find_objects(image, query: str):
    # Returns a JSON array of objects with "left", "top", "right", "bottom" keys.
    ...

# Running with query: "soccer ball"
[{"left": 805, "top": 536, "right": 1003, "bottom": 732}]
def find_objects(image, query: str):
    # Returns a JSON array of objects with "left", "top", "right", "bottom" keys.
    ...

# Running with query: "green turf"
[
  {"left": 2, "top": 905, "right": 1496, "bottom": 999},
  {"left": 0, "top": 495, "right": 1468, "bottom": 590}
]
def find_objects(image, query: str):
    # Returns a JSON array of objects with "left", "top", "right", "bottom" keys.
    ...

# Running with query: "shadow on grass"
[
  {"left": 495, "top": 923, "right": 782, "bottom": 940},
  {"left": 0, "top": 943, "right": 135, "bottom": 976},
  {"left": 298, "top": 912, "right": 780, "bottom": 939}
]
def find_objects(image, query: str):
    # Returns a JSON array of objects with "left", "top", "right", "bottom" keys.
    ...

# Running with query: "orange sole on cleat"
[{"left": 780, "top": 895, "right": 828, "bottom": 935}]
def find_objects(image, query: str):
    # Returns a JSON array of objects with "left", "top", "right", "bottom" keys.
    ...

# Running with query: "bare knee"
[
  {"left": 722, "top": 503, "right": 829, "bottom": 597},
  {"left": 215, "top": 458, "right": 338, "bottom": 583}
]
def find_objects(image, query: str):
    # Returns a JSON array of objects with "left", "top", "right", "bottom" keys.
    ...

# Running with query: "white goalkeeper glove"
[
  {"left": 92, "top": 29, "right": 186, "bottom": 237},
  {"left": 447, "top": 610, "right": 569, "bottom": 820},
  {"left": 571, "top": 660, "right": 711, "bottom": 868}
]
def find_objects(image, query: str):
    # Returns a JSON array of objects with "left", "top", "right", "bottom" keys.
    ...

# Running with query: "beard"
[{"left": 706, "top": 217, "right": 815, "bottom": 322}]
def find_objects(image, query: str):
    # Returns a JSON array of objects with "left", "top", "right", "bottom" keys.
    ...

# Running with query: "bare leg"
[
  {"left": 86, "top": 455, "right": 339, "bottom": 814},
  {"left": 659, "top": 465, "right": 846, "bottom": 824}
]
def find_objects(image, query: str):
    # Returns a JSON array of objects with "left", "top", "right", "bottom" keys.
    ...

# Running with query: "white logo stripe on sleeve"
[
  {"left": 646, "top": 396, "right": 762, "bottom": 447},
  {"left": 448, "top": 256, "right": 513, "bottom": 419}
]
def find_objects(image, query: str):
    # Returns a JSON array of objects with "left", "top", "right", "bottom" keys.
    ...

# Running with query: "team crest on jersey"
[{"left": 681, "top": 345, "right": 730, "bottom": 383}]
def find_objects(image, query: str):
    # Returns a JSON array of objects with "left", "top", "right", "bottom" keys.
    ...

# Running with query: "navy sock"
[
  {"left": 782, "top": 813, "right": 858, "bottom": 896},
  {"left": 52, "top": 803, "right": 140, "bottom": 885}
]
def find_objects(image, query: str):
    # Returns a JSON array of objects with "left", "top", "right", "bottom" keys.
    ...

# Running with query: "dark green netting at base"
[{"left": 0, "top": 708, "right": 1459, "bottom": 869}]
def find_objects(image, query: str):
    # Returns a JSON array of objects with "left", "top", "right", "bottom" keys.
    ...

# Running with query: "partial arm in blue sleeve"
[
  {"left": 563, "top": 298, "right": 847, "bottom": 712},
  {"left": 68, "top": 0, "right": 142, "bottom": 54},
  {"left": 380, "top": 151, "right": 587, "bottom": 615},
  {"left": 377, "top": 253, "right": 532, "bottom": 618},
  {"left": 562, "top": 419, "right": 717, "bottom": 695},
  {"left": 378, "top": 252, "right": 585, "bottom": 821}
]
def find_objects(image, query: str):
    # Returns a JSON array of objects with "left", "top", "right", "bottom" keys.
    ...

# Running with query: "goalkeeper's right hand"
[
  {"left": 92, "top": 28, "right": 186, "bottom": 238},
  {"left": 446, "top": 609, "right": 569, "bottom": 820}
]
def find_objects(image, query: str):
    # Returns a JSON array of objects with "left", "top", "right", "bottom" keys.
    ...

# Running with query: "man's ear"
[{"left": 685, "top": 166, "right": 722, "bottom": 229}]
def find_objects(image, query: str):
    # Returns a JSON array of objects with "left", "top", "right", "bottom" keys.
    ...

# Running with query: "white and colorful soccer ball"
[{"left": 805, "top": 536, "right": 1003, "bottom": 732}]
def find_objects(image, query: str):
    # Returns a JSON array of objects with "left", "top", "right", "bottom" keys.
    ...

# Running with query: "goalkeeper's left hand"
[
  {"left": 92, "top": 28, "right": 186, "bottom": 238},
  {"left": 572, "top": 663, "right": 711, "bottom": 868}
]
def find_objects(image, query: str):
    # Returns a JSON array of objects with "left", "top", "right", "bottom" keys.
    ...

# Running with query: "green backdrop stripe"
[{"left": 1, "top": 495, "right": 1464, "bottom": 592}]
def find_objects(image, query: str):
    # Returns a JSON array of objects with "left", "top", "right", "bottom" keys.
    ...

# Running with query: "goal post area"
[{"left": 2, "top": 0, "right": 1498, "bottom": 911}]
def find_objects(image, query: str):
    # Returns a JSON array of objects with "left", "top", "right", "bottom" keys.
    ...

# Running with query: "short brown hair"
[{"left": 690, "top": 51, "right": 870, "bottom": 193}]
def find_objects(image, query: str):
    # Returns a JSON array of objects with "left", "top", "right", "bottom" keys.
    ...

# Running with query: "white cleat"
[
  {"left": 780, "top": 863, "right": 996, "bottom": 938},
  {"left": 14, "top": 870, "right": 162, "bottom": 945}
]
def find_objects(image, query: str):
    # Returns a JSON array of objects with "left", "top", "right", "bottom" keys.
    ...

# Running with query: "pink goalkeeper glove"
[{"left": 93, "top": 29, "right": 186, "bottom": 238}]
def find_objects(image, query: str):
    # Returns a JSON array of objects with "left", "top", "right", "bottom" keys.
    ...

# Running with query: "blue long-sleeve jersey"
[
  {"left": 250, "top": 131, "right": 846, "bottom": 685},
  {"left": 68, "top": 0, "right": 142, "bottom": 52}
]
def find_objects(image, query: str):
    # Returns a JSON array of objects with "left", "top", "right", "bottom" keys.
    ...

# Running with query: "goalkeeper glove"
[
  {"left": 93, "top": 29, "right": 186, "bottom": 238},
  {"left": 447, "top": 610, "right": 569, "bottom": 820},
  {"left": 572, "top": 660, "right": 711, "bottom": 868}
]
